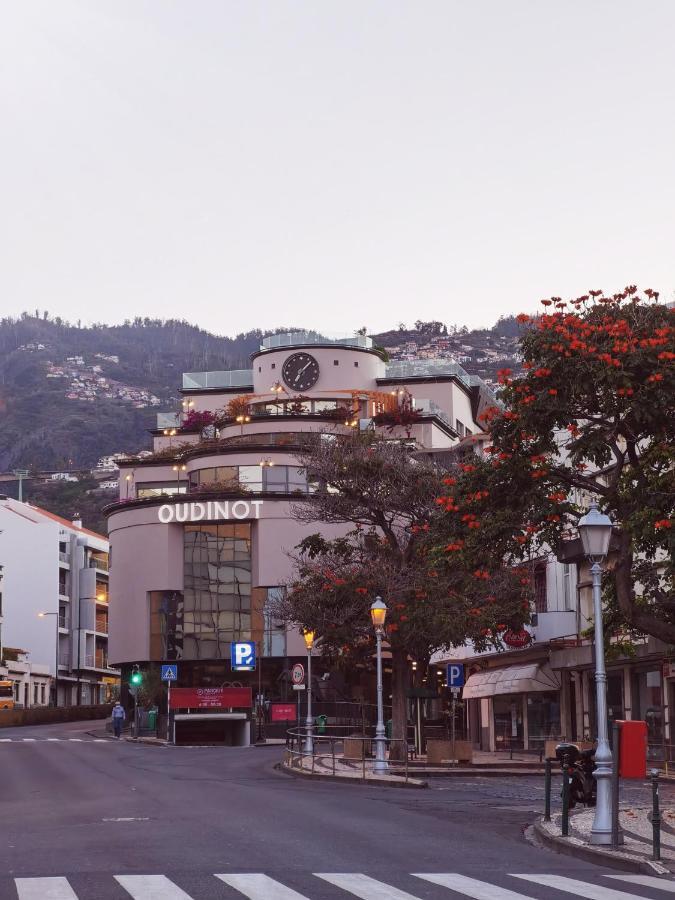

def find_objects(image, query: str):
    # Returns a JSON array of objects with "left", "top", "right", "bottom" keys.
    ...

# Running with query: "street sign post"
[
  {"left": 291, "top": 663, "right": 305, "bottom": 685},
  {"left": 161, "top": 665, "right": 178, "bottom": 743},
  {"left": 446, "top": 664, "right": 465, "bottom": 761},
  {"left": 231, "top": 641, "right": 256, "bottom": 671}
]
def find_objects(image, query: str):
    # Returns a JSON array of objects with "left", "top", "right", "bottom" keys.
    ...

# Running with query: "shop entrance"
[{"left": 173, "top": 713, "right": 250, "bottom": 746}]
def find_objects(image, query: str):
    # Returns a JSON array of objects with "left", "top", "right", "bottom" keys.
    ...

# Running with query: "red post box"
[{"left": 617, "top": 720, "right": 648, "bottom": 779}]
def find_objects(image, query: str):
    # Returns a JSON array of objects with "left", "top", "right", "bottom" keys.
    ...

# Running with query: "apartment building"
[{"left": 0, "top": 497, "right": 118, "bottom": 706}]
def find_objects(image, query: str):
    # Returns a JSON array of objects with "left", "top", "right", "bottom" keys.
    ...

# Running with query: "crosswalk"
[{"left": 10, "top": 871, "right": 675, "bottom": 899}]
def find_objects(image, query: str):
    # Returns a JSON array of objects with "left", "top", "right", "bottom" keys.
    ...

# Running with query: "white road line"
[
  {"left": 216, "top": 874, "right": 310, "bottom": 899},
  {"left": 46, "top": 738, "right": 61, "bottom": 741},
  {"left": 93, "top": 739, "right": 108, "bottom": 742},
  {"left": 414, "top": 873, "right": 534, "bottom": 899},
  {"left": 0, "top": 738, "right": 11, "bottom": 741},
  {"left": 68, "top": 738, "right": 84, "bottom": 742},
  {"left": 512, "top": 874, "right": 646, "bottom": 899},
  {"left": 115, "top": 874, "right": 194, "bottom": 899},
  {"left": 605, "top": 874, "right": 675, "bottom": 893},
  {"left": 15, "top": 876, "right": 78, "bottom": 900},
  {"left": 316, "top": 873, "right": 422, "bottom": 900},
  {"left": 22, "top": 738, "right": 36, "bottom": 742}
]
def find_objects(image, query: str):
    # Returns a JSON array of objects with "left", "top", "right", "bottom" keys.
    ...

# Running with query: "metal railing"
[{"left": 285, "top": 725, "right": 410, "bottom": 782}]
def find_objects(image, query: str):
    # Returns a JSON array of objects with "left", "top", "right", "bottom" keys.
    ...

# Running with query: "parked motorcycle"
[{"left": 555, "top": 741, "right": 597, "bottom": 808}]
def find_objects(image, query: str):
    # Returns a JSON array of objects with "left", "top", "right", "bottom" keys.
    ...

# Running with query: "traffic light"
[{"left": 130, "top": 665, "right": 142, "bottom": 686}]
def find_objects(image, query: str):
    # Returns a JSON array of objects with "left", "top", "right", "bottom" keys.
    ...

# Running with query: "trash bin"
[
  {"left": 315, "top": 714, "right": 328, "bottom": 735},
  {"left": 146, "top": 707, "right": 158, "bottom": 732}
]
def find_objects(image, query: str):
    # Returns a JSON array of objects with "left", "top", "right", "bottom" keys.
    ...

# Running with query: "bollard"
[
  {"left": 544, "top": 758, "right": 552, "bottom": 822},
  {"left": 561, "top": 762, "right": 570, "bottom": 837},
  {"left": 651, "top": 769, "right": 661, "bottom": 861}
]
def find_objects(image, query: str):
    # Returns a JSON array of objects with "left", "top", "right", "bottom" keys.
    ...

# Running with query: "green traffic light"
[{"left": 130, "top": 667, "right": 142, "bottom": 685}]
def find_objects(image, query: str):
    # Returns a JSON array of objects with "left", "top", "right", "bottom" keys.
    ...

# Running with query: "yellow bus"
[{"left": 0, "top": 680, "right": 15, "bottom": 710}]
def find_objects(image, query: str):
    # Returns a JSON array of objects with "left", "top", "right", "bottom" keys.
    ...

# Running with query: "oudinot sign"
[{"left": 157, "top": 500, "right": 264, "bottom": 523}]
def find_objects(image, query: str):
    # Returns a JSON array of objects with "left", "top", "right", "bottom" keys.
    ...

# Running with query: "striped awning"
[{"left": 462, "top": 663, "right": 560, "bottom": 700}]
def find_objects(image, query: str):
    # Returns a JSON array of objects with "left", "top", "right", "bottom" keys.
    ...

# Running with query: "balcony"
[
  {"left": 95, "top": 617, "right": 108, "bottom": 634},
  {"left": 88, "top": 557, "right": 109, "bottom": 572},
  {"left": 58, "top": 653, "right": 72, "bottom": 669},
  {"left": 59, "top": 552, "right": 70, "bottom": 565}
]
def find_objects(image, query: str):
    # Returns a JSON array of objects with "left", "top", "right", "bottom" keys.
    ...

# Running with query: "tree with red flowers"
[
  {"left": 433, "top": 287, "right": 674, "bottom": 643},
  {"left": 273, "top": 433, "right": 528, "bottom": 761}
]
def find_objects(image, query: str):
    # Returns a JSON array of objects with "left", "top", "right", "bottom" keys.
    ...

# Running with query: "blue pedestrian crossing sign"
[
  {"left": 231, "top": 641, "right": 256, "bottom": 671},
  {"left": 446, "top": 663, "right": 465, "bottom": 688},
  {"left": 161, "top": 664, "right": 178, "bottom": 681}
]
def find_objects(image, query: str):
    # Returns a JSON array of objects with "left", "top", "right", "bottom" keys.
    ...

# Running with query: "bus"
[{"left": 0, "top": 680, "right": 14, "bottom": 710}]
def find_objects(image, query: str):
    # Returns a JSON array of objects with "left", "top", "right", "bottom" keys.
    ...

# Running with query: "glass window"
[
  {"left": 527, "top": 692, "right": 561, "bottom": 750},
  {"left": 263, "top": 587, "right": 287, "bottom": 656},
  {"left": 534, "top": 565, "right": 547, "bottom": 613},
  {"left": 264, "top": 466, "right": 287, "bottom": 492},
  {"left": 239, "top": 466, "right": 263, "bottom": 491},
  {"left": 633, "top": 670, "right": 664, "bottom": 759},
  {"left": 137, "top": 482, "right": 187, "bottom": 497},
  {"left": 288, "top": 468, "right": 307, "bottom": 493}
]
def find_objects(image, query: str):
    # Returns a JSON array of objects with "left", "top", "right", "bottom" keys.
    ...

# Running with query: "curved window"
[{"left": 188, "top": 464, "right": 313, "bottom": 494}]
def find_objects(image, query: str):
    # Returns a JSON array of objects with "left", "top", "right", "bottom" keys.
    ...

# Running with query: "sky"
[{"left": 1, "top": 1, "right": 674, "bottom": 337}]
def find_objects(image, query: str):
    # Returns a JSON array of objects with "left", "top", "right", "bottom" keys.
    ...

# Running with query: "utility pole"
[{"left": 13, "top": 470, "right": 29, "bottom": 502}]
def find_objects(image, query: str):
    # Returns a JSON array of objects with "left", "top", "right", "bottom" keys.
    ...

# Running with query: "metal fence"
[{"left": 285, "top": 725, "right": 411, "bottom": 782}]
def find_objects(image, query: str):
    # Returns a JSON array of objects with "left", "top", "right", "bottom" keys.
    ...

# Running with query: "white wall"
[{"left": 0, "top": 501, "right": 60, "bottom": 674}]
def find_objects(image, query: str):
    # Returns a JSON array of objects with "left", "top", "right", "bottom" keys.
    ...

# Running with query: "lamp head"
[
  {"left": 578, "top": 500, "right": 613, "bottom": 562},
  {"left": 370, "top": 596, "right": 388, "bottom": 631},
  {"left": 302, "top": 629, "right": 315, "bottom": 651}
]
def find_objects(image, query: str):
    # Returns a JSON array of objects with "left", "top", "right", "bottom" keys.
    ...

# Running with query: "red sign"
[
  {"left": 502, "top": 629, "right": 532, "bottom": 649},
  {"left": 270, "top": 703, "right": 297, "bottom": 722},
  {"left": 169, "top": 687, "right": 252, "bottom": 710}
]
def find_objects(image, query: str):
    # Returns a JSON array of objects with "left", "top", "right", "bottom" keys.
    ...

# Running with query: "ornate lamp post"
[
  {"left": 303, "top": 629, "right": 315, "bottom": 755},
  {"left": 370, "top": 597, "right": 388, "bottom": 773},
  {"left": 578, "top": 501, "right": 614, "bottom": 845}
]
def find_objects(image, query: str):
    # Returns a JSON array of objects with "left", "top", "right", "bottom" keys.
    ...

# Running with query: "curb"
[
  {"left": 390, "top": 767, "right": 546, "bottom": 778},
  {"left": 532, "top": 820, "right": 671, "bottom": 876},
  {"left": 275, "top": 762, "right": 428, "bottom": 789}
]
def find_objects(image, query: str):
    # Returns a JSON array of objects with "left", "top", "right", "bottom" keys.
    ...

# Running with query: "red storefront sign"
[
  {"left": 169, "top": 687, "right": 252, "bottom": 710},
  {"left": 270, "top": 703, "right": 297, "bottom": 722},
  {"left": 502, "top": 629, "right": 532, "bottom": 649}
]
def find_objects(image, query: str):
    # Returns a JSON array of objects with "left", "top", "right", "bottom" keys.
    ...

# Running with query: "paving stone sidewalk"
[{"left": 537, "top": 804, "right": 675, "bottom": 875}]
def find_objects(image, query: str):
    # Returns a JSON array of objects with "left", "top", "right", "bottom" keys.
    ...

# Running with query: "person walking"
[{"left": 112, "top": 701, "right": 126, "bottom": 739}]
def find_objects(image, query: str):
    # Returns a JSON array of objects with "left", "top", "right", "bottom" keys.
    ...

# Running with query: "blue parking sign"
[
  {"left": 446, "top": 663, "right": 465, "bottom": 688},
  {"left": 231, "top": 641, "right": 256, "bottom": 671},
  {"left": 161, "top": 664, "right": 178, "bottom": 681}
]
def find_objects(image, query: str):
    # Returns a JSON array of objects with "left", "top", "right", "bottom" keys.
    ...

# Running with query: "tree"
[
  {"left": 433, "top": 287, "right": 674, "bottom": 643},
  {"left": 275, "top": 433, "right": 528, "bottom": 760}
]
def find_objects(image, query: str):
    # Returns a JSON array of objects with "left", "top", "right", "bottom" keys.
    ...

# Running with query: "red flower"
[
  {"left": 516, "top": 314, "right": 531, "bottom": 323},
  {"left": 548, "top": 389, "right": 558, "bottom": 396},
  {"left": 655, "top": 519, "right": 672, "bottom": 530},
  {"left": 647, "top": 374, "right": 664, "bottom": 383},
  {"left": 355, "top": 587, "right": 368, "bottom": 595}
]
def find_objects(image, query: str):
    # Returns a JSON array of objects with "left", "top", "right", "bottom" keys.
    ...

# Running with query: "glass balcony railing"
[
  {"left": 88, "top": 557, "right": 109, "bottom": 572},
  {"left": 182, "top": 369, "right": 253, "bottom": 390}
]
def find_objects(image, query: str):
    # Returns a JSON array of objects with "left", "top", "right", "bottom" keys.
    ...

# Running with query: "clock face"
[{"left": 282, "top": 352, "right": 320, "bottom": 391}]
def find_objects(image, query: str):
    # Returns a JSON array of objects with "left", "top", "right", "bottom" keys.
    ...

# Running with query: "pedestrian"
[{"left": 111, "top": 701, "right": 126, "bottom": 739}]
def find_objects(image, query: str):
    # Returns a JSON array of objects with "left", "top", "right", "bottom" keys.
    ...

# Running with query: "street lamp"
[
  {"left": 236, "top": 414, "right": 250, "bottom": 436},
  {"left": 578, "top": 500, "right": 615, "bottom": 846},
  {"left": 38, "top": 612, "right": 59, "bottom": 707},
  {"left": 370, "top": 596, "right": 388, "bottom": 773},
  {"left": 303, "top": 629, "right": 315, "bottom": 755}
]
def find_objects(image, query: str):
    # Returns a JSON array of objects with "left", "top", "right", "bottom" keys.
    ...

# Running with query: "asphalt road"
[{"left": 0, "top": 719, "right": 673, "bottom": 900}]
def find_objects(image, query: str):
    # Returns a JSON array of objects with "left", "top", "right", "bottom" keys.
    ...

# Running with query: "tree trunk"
[{"left": 389, "top": 647, "right": 409, "bottom": 763}]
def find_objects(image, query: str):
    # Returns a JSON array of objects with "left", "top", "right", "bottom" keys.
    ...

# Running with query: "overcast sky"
[{"left": 1, "top": 1, "right": 673, "bottom": 336}]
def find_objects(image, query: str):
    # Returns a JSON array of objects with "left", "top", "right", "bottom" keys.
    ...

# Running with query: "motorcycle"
[{"left": 555, "top": 741, "right": 597, "bottom": 808}]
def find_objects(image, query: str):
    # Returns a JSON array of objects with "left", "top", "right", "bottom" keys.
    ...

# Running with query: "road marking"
[
  {"left": 22, "top": 738, "right": 36, "bottom": 742},
  {"left": 93, "top": 738, "right": 108, "bottom": 742},
  {"left": 605, "top": 874, "right": 675, "bottom": 892},
  {"left": 512, "top": 874, "right": 646, "bottom": 898},
  {"left": 15, "top": 876, "right": 78, "bottom": 899},
  {"left": 102, "top": 817, "right": 150, "bottom": 822},
  {"left": 115, "top": 874, "right": 193, "bottom": 899},
  {"left": 415, "top": 873, "right": 533, "bottom": 899},
  {"left": 316, "top": 873, "right": 422, "bottom": 899},
  {"left": 0, "top": 738, "right": 11, "bottom": 741},
  {"left": 68, "top": 738, "right": 84, "bottom": 742},
  {"left": 46, "top": 738, "right": 61, "bottom": 741},
  {"left": 216, "top": 874, "right": 310, "bottom": 899}
]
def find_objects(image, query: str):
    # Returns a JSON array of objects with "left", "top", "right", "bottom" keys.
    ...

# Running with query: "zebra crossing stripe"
[
  {"left": 316, "top": 873, "right": 422, "bottom": 899},
  {"left": 512, "top": 874, "right": 647, "bottom": 899},
  {"left": 216, "top": 874, "right": 310, "bottom": 899},
  {"left": 15, "top": 876, "right": 78, "bottom": 899},
  {"left": 414, "top": 873, "right": 534, "bottom": 899},
  {"left": 114, "top": 874, "right": 194, "bottom": 898},
  {"left": 604, "top": 874, "right": 675, "bottom": 893}
]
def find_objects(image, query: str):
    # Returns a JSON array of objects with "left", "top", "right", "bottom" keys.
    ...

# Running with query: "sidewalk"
[
  {"left": 535, "top": 806, "right": 675, "bottom": 875},
  {"left": 281, "top": 749, "right": 427, "bottom": 788}
]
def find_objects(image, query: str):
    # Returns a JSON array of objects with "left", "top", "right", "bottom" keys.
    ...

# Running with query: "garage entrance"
[{"left": 173, "top": 713, "right": 250, "bottom": 746}]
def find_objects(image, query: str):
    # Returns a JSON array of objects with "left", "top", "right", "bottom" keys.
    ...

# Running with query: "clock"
[{"left": 282, "top": 352, "right": 320, "bottom": 391}]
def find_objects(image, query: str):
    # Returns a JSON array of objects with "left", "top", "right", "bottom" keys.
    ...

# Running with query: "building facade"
[
  {"left": 107, "top": 334, "right": 499, "bottom": 739},
  {"left": 0, "top": 498, "right": 117, "bottom": 706}
]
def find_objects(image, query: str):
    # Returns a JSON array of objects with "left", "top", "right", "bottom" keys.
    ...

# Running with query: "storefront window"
[
  {"left": 633, "top": 669, "right": 664, "bottom": 760},
  {"left": 527, "top": 692, "right": 561, "bottom": 749},
  {"left": 493, "top": 694, "right": 524, "bottom": 750},
  {"left": 263, "top": 587, "right": 287, "bottom": 657},
  {"left": 188, "top": 465, "right": 312, "bottom": 494}
]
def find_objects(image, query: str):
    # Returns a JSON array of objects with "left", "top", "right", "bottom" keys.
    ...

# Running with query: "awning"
[{"left": 462, "top": 663, "right": 561, "bottom": 700}]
